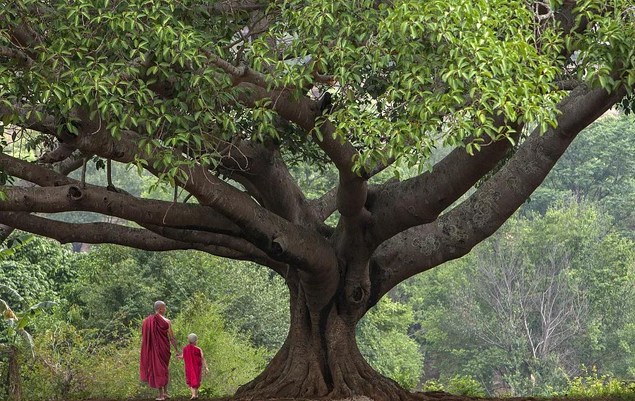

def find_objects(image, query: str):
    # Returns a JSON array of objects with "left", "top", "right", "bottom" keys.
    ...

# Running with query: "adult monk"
[{"left": 140, "top": 300, "right": 180, "bottom": 401}]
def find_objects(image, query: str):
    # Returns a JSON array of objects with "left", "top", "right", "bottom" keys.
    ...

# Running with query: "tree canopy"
[{"left": 1, "top": 1, "right": 634, "bottom": 400}]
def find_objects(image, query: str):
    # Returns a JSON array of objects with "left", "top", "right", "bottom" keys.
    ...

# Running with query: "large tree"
[{"left": 1, "top": 1, "right": 634, "bottom": 400}]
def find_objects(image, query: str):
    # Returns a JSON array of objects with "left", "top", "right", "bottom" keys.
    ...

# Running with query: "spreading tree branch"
[
  {"left": 218, "top": 139, "right": 326, "bottom": 231},
  {"left": 367, "top": 118, "right": 521, "bottom": 247},
  {"left": 0, "top": 212, "right": 249, "bottom": 258},
  {"left": 232, "top": 80, "right": 367, "bottom": 219},
  {"left": 370, "top": 84, "right": 626, "bottom": 301},
  {"left": 1, "top": 102, "right": 340, "bottom": 308},
  {"left": 0, "top": 212, "right": 231, "bottom": 252},
  {"left": 0, "top": 185, "right": 242, "bottom": 236}
]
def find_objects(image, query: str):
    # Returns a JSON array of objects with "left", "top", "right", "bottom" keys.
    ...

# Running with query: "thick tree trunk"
[{"left": 236, "top": 279, "right": 411, "bottom": 401}]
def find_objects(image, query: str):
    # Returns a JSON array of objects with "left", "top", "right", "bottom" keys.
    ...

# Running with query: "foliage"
[
  {"left": 171, "top": 294, "right": 268, "bottom": 397},
  {"left": 182, "top": 257, "right": 289, "bottom": 353},
  {"left": 20, "top": 320, "right": 145, "bottom": 400},
  {"left": 0, "top": 233, "right": 33, "bottom": 260},
  {"left": 254, "top": 0, "right": 567, "bottom": 168},
  {"left": 0, "top": 235, "right": 73, "bottom": 304},
  {"left": 558, "top": 366, "right": 635, "bottom": 399},
  {"left": 420, "top": 376, "right": 486, "bottom": 397},
  {"left": 2, "top": 1, "right": 632, "bottom": 171},
  {"left": 397, "top": 201, "right": 635, "bottom": 396},
  {"left": 525, "top": 114, "right": 635, "bottom": 238},
  {"left": 0, "top": 285, "right": 55, "bottom": 401},
  {"left": 357, "top": 297, "right": 423, "bottom": 389},
  {"left": 446, "top": 375, "right": 486, "bottom": 397},
  {"left": 64, "top": 245, "right": 289, "bottom": 351},
  {"left": 421, "top": 379, "right": 445, "bottom": 392},
  {"left": 63, "top": 246, "right": 157, "bottom": 339}
]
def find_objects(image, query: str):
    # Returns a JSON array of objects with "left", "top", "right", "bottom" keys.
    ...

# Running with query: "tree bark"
[
  {"left": 6, "top": 346, "right": 21, "bottom": 401},
  {"left": 236, "top": 271, "right": 411, "bottom": 401}
]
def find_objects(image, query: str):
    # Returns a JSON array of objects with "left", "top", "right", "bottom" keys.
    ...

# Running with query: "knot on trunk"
[
  {"left": 346, "top": 284, "right": 367, "bottom": 305},
  {"left": 271, "top": 236, "right": 287, "bottom": 256},
  {"left": 67, "top": 185, "right": 84, "bottom": 201}
]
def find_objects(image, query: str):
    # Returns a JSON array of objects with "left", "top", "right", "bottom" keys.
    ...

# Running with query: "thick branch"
[
  {"left": 0, "top": 212, "right": 242, "bottom": 257},
  {"left": 0, "top": 224, "right": 14, "bottom": 243},
  {"left": 308, "top": 187, "right": 338, "bottom": 223},
  {"left": 183, "top": 163, "right": 339, "bottom": 305},
  {"left": 234, "top": 81, "right": 367, "bottom": 218},
  {"left": 208, "top": 0, "right": 266, "bottom": 13},
  {"left": 0, "top": 149, "right": 84, "bottom": 242},
  {"left": 367, "top": 119, "right": 520, "bottom": 247},
  {"left": 219, "top": 140, "right": 324, "bottom": 229},
  {"left": 0, "top": 153, "right": 77, "bottom": 187},
  {"left": 139, "top": 224, "right": 286, "bottom": 274},
  {"left": 51, "top": 150, "right": 87, "bottom": 176},
  {"left": 0, "top": 185, "right": 242, "bottom": 236},
  {"left": 37, "top": 142, "right": 77, "bottom": 164},
  {"left": 8, "top": 107, "right": 339, "bottom": 306},
  {"left": 0, "top": 157, "right": 284, "bottom": 269},
  {"left": 371, "top": 84, "right": 626, "bottom": 300},
  {"left": 0, "top": 45, "right": 34, "bottom": 67}
]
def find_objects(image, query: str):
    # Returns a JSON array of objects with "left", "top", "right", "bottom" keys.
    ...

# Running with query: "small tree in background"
[{"left": 0, "top": 286, "right": 54, "bottom": 401}]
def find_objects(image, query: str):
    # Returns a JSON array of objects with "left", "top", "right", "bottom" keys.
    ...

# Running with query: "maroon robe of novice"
[
  {"left": 140, "top": 313, "right": 171, "bottom": 388},
  {"left": 182, "top": 343, "right": 203, "bottom": 389}
]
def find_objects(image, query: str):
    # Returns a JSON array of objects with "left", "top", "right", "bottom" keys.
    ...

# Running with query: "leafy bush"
[
  {"left": 21, "top": 321, "right": 144, "bottom": 400},
  {"left": 421, "top": 379, "right": 445, "bottom": 392},
  {"left": 357, "top": 297, "right": 423, "bottom": 389},
  {"left": 559, "top": 366, "right": 635, "bottom": 398},
  {"left": 446, "top": 375, "right": 486, "bottom": 397}
]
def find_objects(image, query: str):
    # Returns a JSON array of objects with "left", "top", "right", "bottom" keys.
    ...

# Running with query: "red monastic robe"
[
  {"left": 140, "top": 313, "right": 171, "bottom": 388},
  {"left": 182, "top": 343, "right": 203, "bottom": 389}
]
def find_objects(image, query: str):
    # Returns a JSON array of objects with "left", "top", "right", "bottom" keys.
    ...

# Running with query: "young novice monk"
[{"left": 181, "top": 333, "right": 209, "bottom": 399}]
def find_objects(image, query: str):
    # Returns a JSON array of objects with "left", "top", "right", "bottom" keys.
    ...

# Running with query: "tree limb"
[
  {"left": 0, "top": 184, "right": 243, "bottom": 235},
  {"left": 219, "top": 139, "right": 328, "bottom": 231},
  {"left": 207, "top": 0, "right": 267, "bottom": 14},
  {"left": 37, "top": 142, "right": 77, "bottom": 164},
  {"left": 0, "top": 152, "right": 77, "bottom": 187},
  {"left": 0, "top": 224, "right": 14, "bottom": 244},
  {"left": 141, "top": 223, "right": 286, "bottom": 274},
  {"left": 367, "top": 119, "right": 521, "bottom": 247},
  {"left": 371, "top": 84, "right": 626, "bottom": 301},
  {"left": 2, "top": 106, "right": 340, "bottom": 305},
  {"left": 0, "top": 212, "right": 248, "bottom": 258},
  {"left": 232, "top": 80, "right": 367, "bottom": 219},
  {"left": 0, "top": 45, "right": 34, "bottom": 67}
]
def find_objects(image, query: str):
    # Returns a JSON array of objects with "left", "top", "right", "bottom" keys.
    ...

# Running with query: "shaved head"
[{"left": 154, "top": 300, "right": 166, "bottom": 312}]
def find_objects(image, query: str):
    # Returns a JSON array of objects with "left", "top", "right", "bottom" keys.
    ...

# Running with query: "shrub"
[
  {"left": 421, "top": 379, "right": 445, "bottom": 392},
  {"left": 446, "top": 375, "right": 486, "bottom": 397},
  {"left": 559, "top": 366, "right": 635, "bottom": 399}
]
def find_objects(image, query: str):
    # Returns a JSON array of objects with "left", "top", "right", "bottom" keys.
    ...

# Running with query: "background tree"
[
  {"left": 398, "top": 202, "right": 635, "bottom": 396},
  {"left": 0, "top": 287, "right": 55, "bottom": 401},
  {"left": 357, "top": 297, "right": 423, "bottom": 389},
  {"left": 1, "top": 1, "right": 634, "bottom": 399},
  {"left": 524, "top": 114, "right": 635, "bottom": 238}
]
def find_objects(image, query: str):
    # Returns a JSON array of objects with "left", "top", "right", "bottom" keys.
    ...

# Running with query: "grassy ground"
[{"left": 79, "top": 392, "right": 635, "bottom": 401}]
